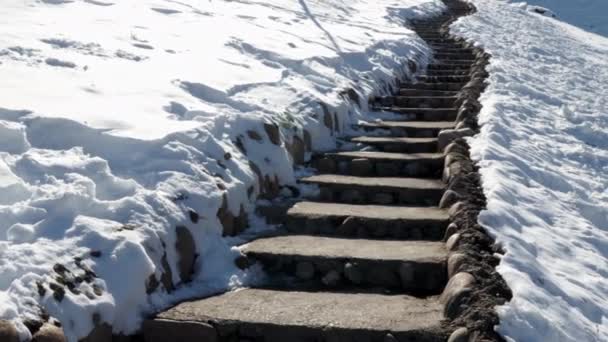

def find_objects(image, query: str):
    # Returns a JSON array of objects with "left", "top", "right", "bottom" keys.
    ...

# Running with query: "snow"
[
  {"left": 0, "top": 0, "right": 445, "bottom": 340},
  {"left": 522, "top": 0, "right": 608, "bottom": 37},
  {"left": 453, "top": 1, "right": 608, "bottom": 341}
]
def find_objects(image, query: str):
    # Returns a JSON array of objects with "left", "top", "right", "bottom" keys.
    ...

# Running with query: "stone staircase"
[{"left": 143, "top": 1, "right": 488, "bottom": 341}]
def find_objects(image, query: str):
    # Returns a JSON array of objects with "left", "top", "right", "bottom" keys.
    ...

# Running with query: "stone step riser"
[
  {"left": 312, "top": 184, "right": 443, "bottom": 206},
  {"left": 424, "top": 70, "right": 472, "bottom": 76},
  {"left": 247, "top": 253, "right": 447, "bottom": 294},
  {"left": 378, "top": 108, "right": 458, "bottom": 121},
  {"left": 417, "top": 76, "right": 471, "bottom": 82},
  {"left": 351, "top": 138, "right": 439, "bottom": 154},
  {"left": 285, "top": 214, "right": 447, "bottom": 240},
  {"left": 397, "top": 89, "right": 459, "bottom": 96},
  {"left": 357, "top": 125, "right": 446, "bottom": 138},
  {"left": 427, "top": 64, "right": 471, "bottom": 70},
  {"left": 410, "top": 82, "right": 466, "bottom": 91},
  {"left": 325, "top": 156, "right": 444, "bottom": 178},
  {"left": 374, "top": 96, "right": 457, "bottom": 107}
]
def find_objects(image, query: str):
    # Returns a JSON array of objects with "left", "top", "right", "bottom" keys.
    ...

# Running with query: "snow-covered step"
[
  {"left": 143, "top": 289, "right": 445, "bottom": 342},
  {"left": 285, "top": 201, "right": 449, "bottom": 240},
  {"left": 357, "top": 120, "right": 454, "bottom": 137},
  {"left": 242, "top": 236, "right": 448, "bottom": 292},
  {"left": 300, "top": 174, "right": 445, "bottom": 205},
  {"left": 351, "top": 136, "right": 438, "bottom": 153},
  {"left": 323, "top": 151, "right": 444, "bottom": 178}
]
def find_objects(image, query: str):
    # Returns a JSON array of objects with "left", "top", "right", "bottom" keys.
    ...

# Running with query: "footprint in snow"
[{"left": 45, "top": 58, "right": 76, "bottom": 68}]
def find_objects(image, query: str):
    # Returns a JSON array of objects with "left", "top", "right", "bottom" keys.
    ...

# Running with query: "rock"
[
  {"left": 295, "top": 261, "right": 315, "bottom": 280},
  {"left": 303, "top": 129, "right": 312, "bottom": 151},
  {"left": 350, "top": 158, "right": 372, "bottom": 176},
  {"left": 32, "top": 324, "right": 66, "bottom": 342},
  {"left": 439, "top": 190, "right": 461, "bottom": 209},
  {"left": 371, "top": 193, "right": 394, "bottom": 205},
  {"left": 247, "top": 130, "right": 262, "bottom": 141},
  {"left": 313, "top": 157, "right": 336, "bottom": 174},
  {"left": 0, "top": 320, "right": 19, "bottom": 342},
  {"left": 344, "top": 262, "right": 363, "bottom": 284},
  {"left": 448, "top": 253, "right": 467, "bottom": 278},
  {"left": 438, "top": 128, "right": 475, "bottom": 151},
  {"left": 160, "top": 252, "right": 174, "bottom": 292},
  {"left": 449, "top": 201, "right": 467, "bottom": 218},
  {"left": 263, "top": 123, "right": 281, "bottom": 145},
  {"left": 448, "top": 327, "right": 470, "bottom": 342},
  {"left": 444, "top": 223, "right": 459, "bottom": 241},
  {"left": 384, "top": 333, "right": 398, "bottom": 342},
  {"left": 175, "top": 226, "right": 196, "bottom": 283},
  {"left": 446, "top": 233, "right": 461, "bottom": 252},
  {"left": 440, "top": 272, "right": 475, "bottom": 318},
  {"left": 445, "top": 151, "right": 468, "bottom": 166},
  {"left": 288, "top": 136, "right": 305, "bottom": 164},
  {"left": 321, "top": 103, "right": 334, "bottom": 132},
  {"left": 217, "top": 196, "right": 236, "bottom": 237},
  {"left": 321, "top": 270, "right": 341, "bottom": 287}
]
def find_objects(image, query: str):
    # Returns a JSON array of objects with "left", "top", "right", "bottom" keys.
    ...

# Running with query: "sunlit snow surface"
[
  {"left": 454, "top": 1, "right": 608, "bottom": 341},
  {"left": 0, "top": 0, "right": 445, "bottom": 340}
]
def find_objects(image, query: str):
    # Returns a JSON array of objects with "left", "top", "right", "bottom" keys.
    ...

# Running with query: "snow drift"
[
  {"left": 0, "top": 0, "right": 445, "bottom": 340},
  {"left": 453, "top": 0, "right": 608, "bottom": 341}
]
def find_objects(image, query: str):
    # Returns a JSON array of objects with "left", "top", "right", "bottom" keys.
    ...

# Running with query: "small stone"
[
  {"left": 448, "top": 327, "right": 470, "bottom": 342},
  {"left": 295, "top": 261, "right": 315, "bottom": 280},
  {"left": 263, "top": 123, "right": 281, "bottom": 145},
  {"left": 372, "top": 193, "right": 394, "bottom": 205},
  {"left": 188, "top": 210, "right": 199, "bottom": 224},
  {"left": 446, "top": 233, "right": 461, "bottom": 252},
  {"left": 350, "top": 158, "right": 373, "bottom": 176},
  {"left": 32, "top": 324, "right": 66, "bottom": 342},
  {"left": 440, "top": 272, "right": 475, "bottom": 318},
  {"left": 438, "top": 128, "right": 475, "bottom": 151},
  {"left": 0, "top": 320, "right": 19, "bottom": 342},
  {"left": 176, "top": 226, "right": 196, "bottom": 283},
  {"left": 440, "top": 190, "right": 461, "bottom": 209},
  {"left": 448, "top": 201, "right": 467, "bottom": 218},
  {"left": 321, "top": 270, "right": 341, "bottom": 287},
  {"left": 344, "top": 262, "right": 363, "bottom": 284},
  {"left": 444, "top": 223, "right": 459, "bottom": 241},
  {"left": 448, "top": 253, "right": 467, "bottom": 278},
  {"left": 384, "top": 333, "right": 398, "bottom": 342},
  {"left": 247, "top": 130, "right": 262, "bottom": 141}
]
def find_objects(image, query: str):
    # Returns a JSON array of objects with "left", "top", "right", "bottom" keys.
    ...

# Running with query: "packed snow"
[
  {"left": 453, "top": 0, "right": 608, "bottom": 341},
  {"left": 0, "top": 0, "right": 445, "bottom": 340}
]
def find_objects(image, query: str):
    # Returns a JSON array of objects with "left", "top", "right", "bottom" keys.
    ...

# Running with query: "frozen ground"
[
  {"left": 453, "top": 0, "right": 608, "bottom": 341},
  {"left": 0, "top": 0, "right": 445, "bottom": 340}
]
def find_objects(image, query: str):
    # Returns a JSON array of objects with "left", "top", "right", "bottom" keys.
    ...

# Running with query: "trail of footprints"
[{"left": 145, "top": 1, "right": 483, "bottom": 341}]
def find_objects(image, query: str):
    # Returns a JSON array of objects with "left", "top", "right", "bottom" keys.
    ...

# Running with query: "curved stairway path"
[{"left": 143, "top": 1, "right": 489, "bottom": 341}]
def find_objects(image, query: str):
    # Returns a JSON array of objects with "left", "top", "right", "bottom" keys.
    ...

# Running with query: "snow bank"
[
  {"left": 0, "top": 0, "right": 445, "bottom": 340},
  {"left": 522, "top": 0, "right": 608, "bottom": 37},
  {"left": 453, "top": 1, "right": 608, "bottom": 341}
]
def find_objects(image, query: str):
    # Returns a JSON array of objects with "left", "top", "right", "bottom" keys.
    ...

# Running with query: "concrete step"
[
  {"left": 373, "top": 95, "right": 457, "bottom": 108},
  {"left": 285, "top": 201, "right": 449, "bottom": 240},
  {"left": 144, "top": 288, "right": 445, "bottom": 342},
  {"left": 357, "top": 120, "right": 454, "bottom": 137},
  {"left": 417, "top": 75, "right": 471, "bottom": 83},
  {"left": 378, "top": 107, "right": 458, "bottom": 121},
  {"left": 397, "top": 88, "right": 459, "bottom": 96},
  {"left": 243, "top": 236, "right": 447, "bottom": 292},
  {"left": 434, "top": 53, "right": 475, "bottom": 60},
  {"left": 301, "top": 174, "right": 444, "bottom": 205},
  {"left": 324, "top": 151, "right": 444, "bottom": 177},
  {"left": 351, "top": 136, "right": 438, "bottom": 153},
  {"left": 434, "top": 48, "right": 476, "bottom": 54}
]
